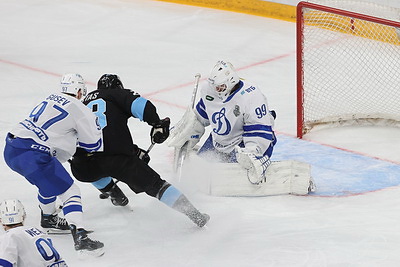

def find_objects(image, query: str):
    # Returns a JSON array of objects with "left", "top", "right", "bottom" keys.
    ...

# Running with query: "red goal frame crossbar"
[{"left": 296, "top": 1, "right": 400, "bottom": 138}]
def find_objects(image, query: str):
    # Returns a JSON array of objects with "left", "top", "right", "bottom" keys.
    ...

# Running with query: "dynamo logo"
[{"left": 212, "top": 108, "right": 231, "bottom": 136}]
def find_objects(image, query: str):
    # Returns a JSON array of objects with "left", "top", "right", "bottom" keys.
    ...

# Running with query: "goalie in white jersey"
[
  {"left": 0, "top": 199, "right": 67, "bottom": 267},
  {"left": 168, "top": 60, "right": 277, "bottom": 184},
  {"left": 3, "top": 74, "right": 104, "bottom": 256}
]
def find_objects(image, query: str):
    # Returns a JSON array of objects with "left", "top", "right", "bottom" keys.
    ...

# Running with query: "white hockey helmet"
[
  {"left": 60, "top": 73, "right": 87, "bottom": 97},
  {"left": 208, "top": 60, "right": 240, "bottom": 100},
  {"left": 0, "top": 199, "right": 26, "bottom": 225}
]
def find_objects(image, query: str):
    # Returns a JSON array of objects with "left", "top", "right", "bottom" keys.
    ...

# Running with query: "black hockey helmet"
[{"left": 97, "top": 74, "right": 124, "bottom": 90}]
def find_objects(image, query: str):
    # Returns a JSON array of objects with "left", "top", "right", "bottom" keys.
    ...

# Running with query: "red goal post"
[{"left": 296, "top": 1, "right": 400, "bottom": 138}]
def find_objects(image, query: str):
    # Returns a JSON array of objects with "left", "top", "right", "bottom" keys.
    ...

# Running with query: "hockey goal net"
[{"left": 296, "top": 1, "right": 400, "bottom": 138}]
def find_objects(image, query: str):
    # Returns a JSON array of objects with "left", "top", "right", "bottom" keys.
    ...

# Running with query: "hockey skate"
[
  {"left": 172, "top": 195, "right": 210, "bottom": 227},
  {"left": 70, "top": 225, "right": 105, "bottom": 257},
  {"left": 188, "top": 211, "right": 210, "bottom": 228},
  {"left": 41, "top": 211, "right": 70, "bottom": 234},
  {"left": 99, "top": 183, "right": 129, "bottom": 206}
]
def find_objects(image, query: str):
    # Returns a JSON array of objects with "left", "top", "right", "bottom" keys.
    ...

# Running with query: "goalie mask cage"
[{"left": 296, "top": 1, "right": 400, "bottom": 138}]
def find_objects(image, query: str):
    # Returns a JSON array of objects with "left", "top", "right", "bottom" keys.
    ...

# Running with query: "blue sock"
[
  {"left": 92, "top": 177, "right": 113, "bottom": 190},
  {"left": 159, "top": 185, "right": 182, "bottom": 207}
]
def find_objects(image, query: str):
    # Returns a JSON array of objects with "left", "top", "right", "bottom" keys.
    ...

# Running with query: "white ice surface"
[{"left": 1, "top": 0, "right": 400, "bottom": 266}]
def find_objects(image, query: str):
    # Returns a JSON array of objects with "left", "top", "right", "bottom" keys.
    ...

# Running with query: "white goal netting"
[{"left": 297, "top": 0, "right": 400, "bottom": 137}]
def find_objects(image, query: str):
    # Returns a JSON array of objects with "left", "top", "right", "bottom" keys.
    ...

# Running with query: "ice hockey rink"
[{"left": 1, "top": 0, "right": 400, "bottom": 266}]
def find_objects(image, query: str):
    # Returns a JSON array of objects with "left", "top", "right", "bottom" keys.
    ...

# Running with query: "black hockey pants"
[{"left": 70, "top": 152, "right": 166, "bottom": 198}]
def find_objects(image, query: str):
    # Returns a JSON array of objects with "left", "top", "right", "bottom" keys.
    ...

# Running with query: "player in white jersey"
[
  {"left": 3, "top": 74, "right": 104, "bottom": 256},
  {"left": 0, "top": 199, "right": 68, "bottom": 267},
  {"left": 168, "top": 60, "right": 277, "bottom": 183}
]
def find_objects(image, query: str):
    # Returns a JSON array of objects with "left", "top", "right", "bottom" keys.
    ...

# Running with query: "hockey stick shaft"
[
  {"left": 190, "top": 73, "right": 201, "bottom": 109},
  {"left": 146, "top": 142, "right": 155, "bottom": 154}
]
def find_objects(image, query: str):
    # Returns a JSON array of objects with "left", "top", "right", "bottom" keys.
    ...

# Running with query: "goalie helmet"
[
  {"left": 60, "top": 73, "right": 87, "bottom": 97},
  {"left": 0, "top": 199, "right": 26, "bottom": 225},
  {"left": 97, "top": 74, "right": 124, "bottom": 90},
  {"left": 208, "top": 60, "right": 240, "bottom": 100}
]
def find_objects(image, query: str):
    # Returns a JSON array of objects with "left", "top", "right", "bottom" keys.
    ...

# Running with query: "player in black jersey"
[{"left": 70, "top": 74, "right": 209, "bottom": 227}]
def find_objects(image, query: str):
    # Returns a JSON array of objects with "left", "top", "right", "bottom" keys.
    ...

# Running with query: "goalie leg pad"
[
  {"left": 177, "top": 153, "right": 314, "bottom": 197},
  {"left": 209, "top": 160, "right": 313, "bottom": 196}
]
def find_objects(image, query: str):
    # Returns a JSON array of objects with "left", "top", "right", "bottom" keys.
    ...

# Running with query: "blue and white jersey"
[
  {"left": 195, "top": 79, "right": 275, "bottom": 156},
  {"left": 0, "top": 226, "right": 67, "bottom": 267},
  {"left": 10, "top": 93, "right": 102, "bottom": 163}
]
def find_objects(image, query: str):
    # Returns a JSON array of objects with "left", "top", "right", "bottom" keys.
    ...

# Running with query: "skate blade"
[
  {"left": 43, "top": 228, "right": 71, "bottom": 235},
  {"left": 114, "top": 202, "right": 134, "bottom": 211},
  {"left": 77, "top": 247, "right": 105, "bottom": 258},
  {"left": 123, "top": 203, "right": 134, "bottom": 212},
  {"left": 43, "top": 228, "right": 94, "bottom": 235}
]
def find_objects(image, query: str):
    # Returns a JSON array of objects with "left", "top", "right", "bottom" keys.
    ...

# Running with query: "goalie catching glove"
[
  {"left": 236, "top": 146, "right": 271, "bottom": 185},
  {"left": 167, "top": 108, "right": 205, "bottom": 149},
  {"left": 150, "top": 117, "right": 170, "bottom": 144}
]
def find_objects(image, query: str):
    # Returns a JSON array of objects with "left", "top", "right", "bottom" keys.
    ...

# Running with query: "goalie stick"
[{"left": 173, "top": 73, "right": 201, "bottom": 179}]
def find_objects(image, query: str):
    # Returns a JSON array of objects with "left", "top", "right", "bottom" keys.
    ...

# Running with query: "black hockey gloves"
[
  {"left": 150, "top": 117, "right": 170, "bottom": 144},
  {"left": 133, "top": 145, "right": 151, "bottom": 164}
]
